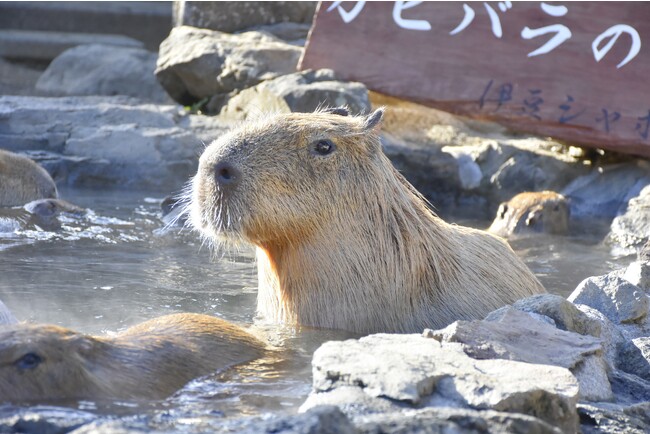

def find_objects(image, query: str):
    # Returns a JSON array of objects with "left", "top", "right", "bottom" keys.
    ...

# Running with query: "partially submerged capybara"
[
  {"left": 0, "top": 313, "right": 265, "bottom": 403},
  {"left": 190, "top": 108, "right": 546, "bottom": 334},
  {"left": 0, "top": 198, "right": 85, "bottom": 232},
  {"left": 488, "top": 191, "right": 570, "bottom": 238},
  {"left": 0, "top": 149, "right": 57, "bottom": 207}
]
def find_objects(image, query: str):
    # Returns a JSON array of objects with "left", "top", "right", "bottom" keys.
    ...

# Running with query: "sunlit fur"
[
  {"left": 189, "top": 109, "right": 546, "bottom": 334},
  {"left": 0, "top": 149, "right": 57, "bottom": 207},
  {"left": 0, "top": 313, "right": 265, "bottom": 403},
  {"left": 488, "top": 191, "right": 570, "bottom": 238}
]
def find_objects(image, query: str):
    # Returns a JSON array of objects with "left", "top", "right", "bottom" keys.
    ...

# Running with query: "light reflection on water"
[{"left": 0, "top": 187, "right": 633, "bottom": 424}]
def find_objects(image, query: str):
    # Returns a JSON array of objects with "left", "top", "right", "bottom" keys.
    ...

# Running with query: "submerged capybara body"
[
  {"left": 0, "top": 313, "right": 265, "bottom": 403},
  {"left": 190, "top": 108, "right": 546, "bottom": 334},
  {"left": 0, "top": 149, "right": 57, "bottom": 207},
  {"left": 488, "top": 191, "right": 570, "bottom": 238}
]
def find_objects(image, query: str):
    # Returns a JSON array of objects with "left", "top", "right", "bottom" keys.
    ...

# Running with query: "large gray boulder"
[
  {"left": 36, "top": 44, "right": 173, "bottom": 104},
  {"left": 155, "top": 26, "right": 302, "bottom": 106},
  {"left": 432, "top": 307, "right": 612, "bottom": 401},
  {"left": 219, "top": 69, "right": 370, "bottom": 119},
  {"left": 173, "top": 1, "right": 316, "bottom": 33},
  {"left": 302, "top": 334, "right": 580, "bottom": 433},
  {"left": 608, "top": 184, "right": 650, "bottom": 251},
  {"left": 0, "top": 96, "right": 232, "bottom": 190}
]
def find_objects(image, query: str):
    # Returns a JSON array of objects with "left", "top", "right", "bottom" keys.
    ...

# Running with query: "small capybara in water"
[
  {"left": 0, "top": 149, "right": 57, "bottom": 207},
  {"left": 488, "top": 191, "right": 570, "bottom": 238},
  {"left": 0, "top": 313, "right": 265, "bottom": 403},
  {"left": 189, "top": 108, "right": 546, "bottom": 334}
]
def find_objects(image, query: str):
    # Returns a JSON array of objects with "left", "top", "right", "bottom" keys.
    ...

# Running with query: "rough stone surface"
[
  {"left": 305, "top": 334, "right": 579, "bottom": 433},
  {"left": 0, "top": 96, "right": 232, "bottom": 190},
  {"left": 609, "top": 184, "right": 650, "bottom": 250},
  {"left": 434, "top": 307, "right": 611, "bottom": 401},
  {"left": 578, "top": 402, "right": 650, "bottom": 434},
  {"left": 155, "top": 26, "right": 302, "bottom": 105},
  {"left": 243, "top": 22, "right": 311, "bottom": 45},
  {"left": 173, "top": 1, "right": 316, "bottom": 33},
  {"left": 568, "top": 273, "right": 649, "bottom": 325},
  {"left": 219, "top": 69, "right": 370, "bottom": 119},
  {"left": 355, "top": 407, "right": 562, "bottom": 434},
  {"left": 36, "top": 44, "right": 173, "bottom": 104},
  {"left": 561, "top": 161, "right": 650, "bottom": 223}
]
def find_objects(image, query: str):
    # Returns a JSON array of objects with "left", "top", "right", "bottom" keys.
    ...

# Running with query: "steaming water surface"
[{"left": 0, "top": 187, "right": 632, "bottom": 428}]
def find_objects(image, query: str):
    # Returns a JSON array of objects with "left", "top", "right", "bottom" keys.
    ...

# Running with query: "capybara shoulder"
[
  {"left": 190, "top": 108, "right": 546, "bottom": 334},
  {"left": 0, "top": 149, "right": 57, "bottom": 207},
  {"left": 488, "top": 191, "right": 570, "bottom": 238},
  {"left": 0, "top": 313, "right": 265, "bottom": 403}
]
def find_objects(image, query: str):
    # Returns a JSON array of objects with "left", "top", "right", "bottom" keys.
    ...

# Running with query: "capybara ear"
[
  {"left": 322, "top": 107, "right": 349, "bottom": 116},
  {"left": 364, "top": 108, "right": 385, "bottom": 131}
]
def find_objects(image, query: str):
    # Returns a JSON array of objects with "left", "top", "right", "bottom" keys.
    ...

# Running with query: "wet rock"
[
  {"left": 355, "top": 407, "right": 561, "bottom": 434},
  {"left": 155, "top": 26, "right": 302, "bottom": 105},
  {"left": 219, "top": 69, "right": 370, "bottom": 119},
  {"left": 35, "top": 44, "right": 173, "bottom": 104},
  {"left": 488, "top": 191, "right": 570, "bottom": 238},
  {"left": 561, "top": 160, "right": 650, "bottom": 223},
  {"left": 0, "top": 149, "right": 57, "bottom": 207},
  {"left": 568, "top": 273, "right": 649, "bottom": 326},
  {"left": 173, "top": 1, "right": 316, "bottom": 33},
  {"left": 608, "top": 184, "right": 650, "bottom": 251},
  {"left": 303, "top": 334, "right": 579, "bottom": 433},
  {"left": 0, "top": 96, "right": 232, "bottom": 190},
  {"left": 434, "top": 307, "right": 611, "bottom": 401},
  {"left": 578, "top": 402, "right": 650, "bottom": 434}
]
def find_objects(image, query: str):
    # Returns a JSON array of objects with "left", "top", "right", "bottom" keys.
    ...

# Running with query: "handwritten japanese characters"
[{"left": 302, "top": 2, "right": 650, "bottom": 156}]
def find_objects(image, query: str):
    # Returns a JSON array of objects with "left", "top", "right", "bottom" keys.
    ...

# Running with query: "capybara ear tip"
[{"left": 364, "top": 107, "right": 385, "bottom": 130}]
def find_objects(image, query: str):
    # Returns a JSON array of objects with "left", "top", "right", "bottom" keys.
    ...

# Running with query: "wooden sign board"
[{"left": 300, "top": 2, "right": 650, "bottom": 158}]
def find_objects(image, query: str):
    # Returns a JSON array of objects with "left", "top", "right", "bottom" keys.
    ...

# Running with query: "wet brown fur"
[
  {"left": 191, "top": 109, "right": 546, "bottom": 334},
  {"left": 0, "top": 149, "right": 57, "bottom": 207},
  {"left": 488, "top": 191, "right": 570, "bottom": 238},
  {"left": 0, "top": 313, "right": 265, "bottom": 403}
]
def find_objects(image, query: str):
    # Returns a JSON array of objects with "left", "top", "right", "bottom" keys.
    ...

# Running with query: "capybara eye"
[
  {"left": 312, "top": 140, "right": 335, "bottom": 156},
  {"left": 15, "top": 352, "right": 42, "bottom": 370}
]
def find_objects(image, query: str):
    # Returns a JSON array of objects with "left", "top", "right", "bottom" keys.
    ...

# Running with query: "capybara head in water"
[
  {"left": 0, "top": 313, "right": 264, "bottom": 403},
  {"left": 0, "top": 149, "right": 57, "bottom": 207},
  {"left": 190, "top": 108, "right": 545, "bottom": 334},
  {"left": 488, "top": 191, "right": 570, "bottom": 238}
]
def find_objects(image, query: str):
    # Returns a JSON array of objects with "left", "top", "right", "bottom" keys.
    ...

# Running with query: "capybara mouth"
[{"left": 189, "top": 174, "right": 245, "bottom": 243}]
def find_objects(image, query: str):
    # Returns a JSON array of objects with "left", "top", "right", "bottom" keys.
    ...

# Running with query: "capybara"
[
  {"left": 189, "top": 108, "right": 546, "bottom": 334},
  {"left": 488, "top": 191, "right": 570, "bottom": 238},
  {"left": 0, "top": 198, "right": 85, "bottom": 232},
  {"left": 0, "top": 149, "right": 57, "bottom": 207},
  {"left": 0, "top": 313, "right": 265, "bottom": 403}
]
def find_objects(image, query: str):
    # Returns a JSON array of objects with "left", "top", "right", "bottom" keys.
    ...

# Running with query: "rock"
[
  {"left": 35, "top": 44, "right": 173, "bottom": 104},
  {"left": 173, "top": 1, "right": 316, "bottom": 33},
  {"left": 243, "top": 22, "right": 311, "bottom": 45},
  {"left": 355, "top": 407, "right": 562, "bottom": 434},
  {"left": 639, "top": 240, "right": 650, "bottom": 262},
  {"left": 219, "top": 69, "right": 370, "bottom": 119},
  {"left": 561, "top": 160, "right": 650, "bottom": 223},
  {"left": 304, "top": 334, "right": 579, "bottom": 433},
  {"left": 578, "top": 402, "right": 650, "bottom": 434},
  {"left": 608, "top": 184, "right": 650, "bottom": 250},
  {"left": 0, "top": 96, "right": 232, "bottom": 190},
  {"left": 568, "top": 273, "right": 649, "bottom": 325},
  {"left": 623, "top": 261, "right": 650, "bottom": 291},
  {"left": 632, "top": 337, "right": 650, "bottom": 360},
  {"left": 0, "top": 57, "right": 43, "bottom": 96},
  {"left": 434, "top": 307, "right": 611, "bottom": 401},
  {"left": 155, "top": 26, "right": 302, "bottom": 106},
  {"left": 608, "top": 370, "right": 650, "bottom": 404}
]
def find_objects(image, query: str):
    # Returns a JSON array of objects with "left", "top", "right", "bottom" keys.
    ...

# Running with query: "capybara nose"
[{"left": 213, "top": 161, "right": 240, "bottom": 187}]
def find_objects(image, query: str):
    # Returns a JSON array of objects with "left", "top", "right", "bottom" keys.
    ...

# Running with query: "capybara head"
[
  {"left": 191, "top": 108, "right": 385, "bottom": 246},
  {"left": 0, "top": 314, "right": 265, "bottom": 404},
  {"left": 488, "top": 191, "right": 570, "bottom": 238},
  {"left": 190, "top": 108, "right": 545, "bottom": 333},
  {"left": 0, "top": 150, "right": 57, "bottom": 207}
]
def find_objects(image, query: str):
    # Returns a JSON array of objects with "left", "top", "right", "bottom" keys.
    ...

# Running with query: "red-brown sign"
[{"left": 300, "top": 2, "right": 650, "bottom": 158}]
